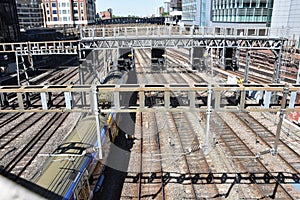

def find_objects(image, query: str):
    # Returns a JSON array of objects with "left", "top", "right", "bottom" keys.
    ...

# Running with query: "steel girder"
[
  {"left": 0, "top": 83, "right": 299, "bottom": 113},
  {"left": 79, "top": 36, "right": 285, "bottom": 50}
]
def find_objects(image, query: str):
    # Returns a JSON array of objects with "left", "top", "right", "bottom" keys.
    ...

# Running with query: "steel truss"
[
  {"left": 79, "top": 26, "right": 286, "bottom": 50},
  {"left": 0, "top": 26, "right": 287, "bottom": 55},
  {"left": 0, "top": 84, "right": 299, "bottom": 113},
  {"left": 0, "top": 41, "right": 78, "bottom": 55},
  {"left": 80, "top": 36, "right": 285, "bottom": 50}
]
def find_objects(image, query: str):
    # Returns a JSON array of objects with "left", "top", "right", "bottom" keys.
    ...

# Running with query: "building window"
[
  {"left": 46, "top": 3, "right": 49, "bottom": 8},
  {"left": 73, "top": 3, "right": 78, "bottom": 7},
  {"left": 62, "top": 3, "right": 66, "bottom": 7},
  {"left": 47, "top": 10, "right": 50, "bottom": 14},
  {"left": 62, "top": 10, "right": 67, "bottom": 14},
  {"left": 53, "top": 17, "right": 58, "bottom": 21},
  {"left": 63, "top": 17, "right": 68, "bottom": 21},
  {"left": 52, "top": 3, "right": 56, "bottom": 7},
  {"left": 53, "top": 10, "right": 57, "bottom": 14},
  {"left": 47, "top": 17, "right": 50, "bottom": 21},
  {"left": 80, "top": 2, "right": 83, "bottom": 7}
]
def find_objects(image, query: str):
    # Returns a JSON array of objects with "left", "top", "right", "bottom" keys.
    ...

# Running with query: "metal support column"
[
  {"left": 263, "top": 91, "right": 272, "bottom": 108},
  {"left": 64, "top": 92, "right": 72, "bottom": 110},
  {"left": 28, "top": 52, "right": 34, "bottom": 70},
  {"left": 79, "top": 64, "right": 87, "bottom": 105},
  {"left": 104, "top": 49, "right": 108, "bottom": 73},
  {"left": 236, "top": 49, "right": 240, "bottom": 69},
  {"left": 189, "top": 91, "right": 195, "bottom": 108},
  {"left": 40, "top": 92, "right": 48, "bottom": 110},
  {"left": 114, "top": 90, "right": 120, "bottom": 109},
  {"left": 271, "top": 86, "right": 288, "bottom": 155},
  {"left": 240, "top": 90, "right": 246, "bottom": 110},
  {"left": 0, "top": 93, "right": 5, "bottom": 108},
  {"left": 164, "top": 91, "right": 170, "bottom": 108},
  {"left": 21, "top": 56, "right": 30, "bottom": 86},
  {"left": 222, "top": 44, "right": 226, "bottom": 68},
  {"left": 78, "top": 43, "right": 87, "bottom": 105},
  {"left": 131, "top": 48, "right": 135, "bottom": 66},
  {"left": 92, "top": 50, "right": 101, "bottom": 83},
  {"left": 204, "top": 87, "right": 212, "bottom": 155},
  {"left": 273, "top": 47, "right": 283, "bottom": 84},
  {"left": 15, "top": 52, "right": 21, "bottom": 86},
  {"left": 243, "top": 51, "right": 250, "bottom": 83},
  {"left": 139, "top": 91, "right": 145, "bottom": 108},
  {"left": 92, "top": 85, "right": 102, "bottom": 159},
  {"left": 16, "top": 93, "right": 24, "bottom": 110},
  {"left": 190, "top": 47, "right": 194, "bottom": 69},
  {"left": 214, "top": 91, "right": 221, "bottom": 110}
]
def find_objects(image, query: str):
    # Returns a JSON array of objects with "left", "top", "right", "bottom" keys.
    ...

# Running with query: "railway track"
[
  {"left": 210, "top": 113, "right": 294, "bottom": 199},
  {"left": 119, "top": 48, "right": 300, "bottom": 198},
  {"left": 163, "top": 49, "right": 300, "bottom": 197},
  {"left": 167, "top": 111, "right": 220, "bottom": 198},
  {"left": 0, "top": 65, "right": 81, "bottom": 180},
  {"left": 0, "top": 67, "right": 79, "bottom": 111},
  {"left": 139, "top": 112, "right": 165, "bottom": 199},
  {"left": 232, "top": 112, "right": 300, "bottom": 173},
  {"left": 0, "top": 93, "right": 76, "bottom": 179},
  {"left": 2, "top": 113, "right": 69, "bottom": 178},
  {"left": 127, "top": 50, "right": 222, "bottom": 198}
]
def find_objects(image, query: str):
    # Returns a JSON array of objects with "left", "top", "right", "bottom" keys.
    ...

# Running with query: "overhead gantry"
[
  {"left": 0, "top": 26, "right": 290, "bottom": 84},
  {"left": 0, "top": 84, "right": 299, "bottom": 113}
]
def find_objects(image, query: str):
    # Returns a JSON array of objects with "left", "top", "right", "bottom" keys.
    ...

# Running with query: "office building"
[
  {"left": 182, "top": 0, "right": 210, "bottom": 26},
  {"left": 0, "top": 0, "right": 20, "bottom": 42},
  {"left": 42, "top": 0, "right": 96, "bottom": 27},
  {"left": 164, "top": 1, "right": 171, "bottom": 14},
  {"left": 271, "top": 0, "right": 300, "bottom": 40},
  {"left": 16, "top": 0, "right": 44, "bottom": 29},
  {"left": 211, "top": 0, "right": 274, "bottom": 27}
]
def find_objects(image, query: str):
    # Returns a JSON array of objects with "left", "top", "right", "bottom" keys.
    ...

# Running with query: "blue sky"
[{"left": 96, "top": 0, "right": 165, "bottom": 17}]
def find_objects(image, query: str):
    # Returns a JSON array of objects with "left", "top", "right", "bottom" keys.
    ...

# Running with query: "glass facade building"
[
  {"left": 271, "top": 0, "right": 300, "bottom": 42},
  {"left": 211, "top": 0, "right": 274, "bottom": 26},
  {"left": 182, "top": 0, "right": 197, "bottom": 21},
  {"left": 182, "top": 0, "right": 210, "bottom": 26}
]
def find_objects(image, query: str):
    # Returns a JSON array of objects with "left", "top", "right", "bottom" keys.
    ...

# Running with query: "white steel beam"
[{"left": 0, "top": 84, "right": 299, "bottom": 113}]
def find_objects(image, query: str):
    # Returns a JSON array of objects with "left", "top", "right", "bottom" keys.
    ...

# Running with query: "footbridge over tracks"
[
  {"left": 79, "top": 26, "right": 288, "bottom": 49},
  {"left": 0, "top": 26, "right": 290, "bottom": 55},
  {"left": 0, "top": 26, "right": 292, "bottom": 84}
]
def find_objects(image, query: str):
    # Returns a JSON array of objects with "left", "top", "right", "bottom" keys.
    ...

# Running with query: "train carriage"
[{"left": 33, "top": 113, "right": 117, "bottom": 200}]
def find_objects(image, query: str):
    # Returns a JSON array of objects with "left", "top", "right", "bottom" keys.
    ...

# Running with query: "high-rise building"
[
  {"left": 182, "top": 0, "right": 210, "bottom": 26},
  {"left": 42, "top": 0, "right": 96, "bottom": 27},
  {"left": 271, "top": 0, "right": 300, "bottom": 40},
  {"left": 0, "top": 0, "right": 20, "bottom": 42},
  {"left": 211, "top": 0, "right": 274, "bottom": 27},
  {"left": 164, "top": 1, "right": 171, "bottom": 14},
  {"left": 16, "top": 0, "right": 45, "bottom": 29}
]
